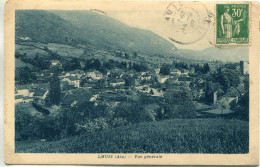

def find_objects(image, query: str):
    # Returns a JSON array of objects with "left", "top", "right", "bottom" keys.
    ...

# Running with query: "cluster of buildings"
[
  {"left": 15, "top": 59, "right": 249, "bottom": 114},
  {"left": 15, "top": 83, "right": 49, "bottom": 104}
]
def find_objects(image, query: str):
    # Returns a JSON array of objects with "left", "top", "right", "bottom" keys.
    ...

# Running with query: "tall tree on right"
[{"left": 215, "top": 68, "right": 240, "bottom": 92}]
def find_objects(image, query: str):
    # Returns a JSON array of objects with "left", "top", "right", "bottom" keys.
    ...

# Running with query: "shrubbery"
[
  {"left": 16, "top": 88, "right": 198, "bottom": 141},
  {"left": 164, "top": 88, "right": 196, "bottom": 119}
]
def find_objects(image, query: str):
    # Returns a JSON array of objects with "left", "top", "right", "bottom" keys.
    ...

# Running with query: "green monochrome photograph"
[
  {"left": 216, "top": 4, "right": 249, "bottom": 44},
  {"left": 4, "top": 0, "right": 260, "bottom": 165}
]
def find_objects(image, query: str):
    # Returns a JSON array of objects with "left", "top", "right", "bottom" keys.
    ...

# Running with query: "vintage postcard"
[{"left": 4, "top": 0, "right": 259, "bottom": 165}]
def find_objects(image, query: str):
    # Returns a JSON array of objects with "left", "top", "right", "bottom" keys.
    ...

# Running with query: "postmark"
[
  {"left": 164, "top": 2, "right": 212, "bottom": 45},
  {"left": 215, "top": 4, "right": 250, "bottom": 45}
]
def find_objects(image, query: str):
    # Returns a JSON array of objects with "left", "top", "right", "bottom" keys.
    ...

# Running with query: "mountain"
[
  {"left": 15, "top": 10, "right": 179, "bottom": 57},
  {"left": 179, "top": 47, "right": 249, "bottom": 62},
  {"left": 15, "top": 10, "right": 81, "bottom": 45}
]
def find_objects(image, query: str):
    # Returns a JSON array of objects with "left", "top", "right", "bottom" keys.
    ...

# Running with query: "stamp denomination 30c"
[{"left": 216, "top": 4, "right": 249, "bottom": 45}]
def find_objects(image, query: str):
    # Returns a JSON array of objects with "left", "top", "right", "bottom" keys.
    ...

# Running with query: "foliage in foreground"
[{"left": 16, "top": 118, "right": 248, "bottom": 154}]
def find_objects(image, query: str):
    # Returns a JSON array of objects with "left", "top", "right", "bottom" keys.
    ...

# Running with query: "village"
[{"left": 15, "top": 55, "right": 249, "bottom": 119}]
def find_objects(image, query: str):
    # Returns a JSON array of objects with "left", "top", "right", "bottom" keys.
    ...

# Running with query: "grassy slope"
[
  {"left": 15, "top": 58, "right": 35, "bottom": 69},
  {"left": 16, "top": 118, "right": 248, "bottom": 153}
]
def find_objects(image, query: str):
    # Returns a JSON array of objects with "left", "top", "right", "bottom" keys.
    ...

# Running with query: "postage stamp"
[{"left": 216, "top": 4, "right": 250, "bottom": 45}]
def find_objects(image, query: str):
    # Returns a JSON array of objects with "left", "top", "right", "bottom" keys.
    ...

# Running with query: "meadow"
[{"left": 15, "top": 118, "right": 249, "bottom": 153}]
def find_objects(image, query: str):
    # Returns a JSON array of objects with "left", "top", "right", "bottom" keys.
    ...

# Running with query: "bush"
[
  {"left": 164, "top": 88, "right": 196, "bottom": 119},
  {"left": 111, "top": 117, "right": 129, "bottom": 127},
  {"left": 75, "top": 117, "right": 109, "bottom": 134},
  {"left": 114, "top": 102, "right": 156, "bottom": 124}
]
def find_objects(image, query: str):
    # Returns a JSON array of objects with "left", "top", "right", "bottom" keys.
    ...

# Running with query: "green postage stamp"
[{"left": 216, "top": 4, "right": 249, "bottom": 45}]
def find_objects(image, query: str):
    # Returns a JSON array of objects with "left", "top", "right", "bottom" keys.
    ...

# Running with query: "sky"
[{"left": 97, "top": 1, "right": 216, "bottom": 50}]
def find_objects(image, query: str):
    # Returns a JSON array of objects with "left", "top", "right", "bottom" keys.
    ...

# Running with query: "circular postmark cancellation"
[{"left": 164, "top": 2, "right": 212, "bottom": 45}]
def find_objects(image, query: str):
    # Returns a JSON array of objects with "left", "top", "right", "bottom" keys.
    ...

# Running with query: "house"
[
  {"left": 140, "top": 73, "right": 153, "bottom": 81},
  {"left": 64, "top": 70, "right": 85, "bottom": 79},
  {"left": 158, "top": 76, "right": 169, "bottom": 84},
  {"left": 219, "top": 87, "right": 240, "bottom": 108},
  {"left": 15, "top": 95, "right": 24, "bottom": 103},
  {"left": 70, "top": 70, "right": 86, "bottom": 78},
  {"left": 61, "top": 91, "right": 93, "bottom": 107},
  {"left": 141, "top": 72, "right": 147, "bottom": 76},
  {"left": 154, "top": 68, "right": 160, "bottom": 75},
  {"left": 170, "top": 68, "right": 181, "bottom": 76},
  {"left": 188, "top": 72, "right": 198, "bottom": 78},
  {"left": 165, "top": 77, "right": 179, "bottom": 88},
  {"left": 224, "top": 87, "right": 240, "bottom": 98},
  {"left": 15, "top": 85, "right": 30, "bottom": 97},
  {"left": 15, "top": 96, "right": 34, "bottom": 104},
  {"left": 181, "top": 69, "right": 189, "bottom": 75},
  {"left": 33, "top": 89, "right": 49, "bottom": 100},
  {"left": 236, "top": 84, "right": 246, "bottom": 96},
  {"left": 62, "top": 76, "right": 80, "bottom": 88},
  {"left": 50, "top": 60, "right": 61, "bottom": 66},
  {"left": 110, "top": 79, "right": 125, "bottom": 87},
  {"left": 64, "top": 72, "right": 71, "bottom": 77},
  {"left": 90, "top": 94, "right": 99, "bottom": 102},
  {"left": 136, "top": 85, "right": 163, "bottom": 97},
  {"left": 109, "top": 69, "right": 124, "bottom": 79},
  {"left": 15, "top": 84, "right": 36, "bottom": 97},
  {"left": 178, "top": 77, "right": 192, "bottom": 86},
  {"left": 61, "top": 84, "right": 75, "bottom": 91},
  {"left": 86, "top": 70, "right": 103, "bottom": 80},
  {"left": 149, "top": 88, "right": 163, "bottom": 97},
  {"left": 106, "top": 71, "right": 111, "bottom": 77},
  {"left": 33, "top": 89, "right": 49, "bottom": 104},
  {"left": 34, "top": 83, "right": 49, "bottom": 90}
]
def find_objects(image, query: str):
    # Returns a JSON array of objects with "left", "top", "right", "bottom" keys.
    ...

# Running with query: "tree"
[
  {"left": 128, "top": 61, "right": 133, "bottom": 70},
  {"left": 194, "top": 64, "right": 204, "bottom": 74},
  {"left": 15, "top": 67, "right": 36, "bottom": 84},
  {"left": 63, "top": 58, "right": 81, "bottom": 71},
  {"left": 84, "top": 59, "right": 101, "bottom": 71},
  {"left": 139, "top": 62, "right": 148, "bottom": 71},
  {"left": 203, "top": 63, "right": 210, "bottom": 74},
  {"left": 103, "top": 59, "right": 115, "bottom": 69},
  {"left": 32, "top": 53, "right": 50, "bottom": 70},
  {"left": 114, "top": 102, "right": 155, "bottom": 123},
  {"left": 125, "top": 53, "right": 130, "bottom": 59},
  {"left": 49, "top": 73, "right": 61, "bottom": 105},
  {"left": 133, "top": 63, "right": 141, "bottom": 72},
  {"left": 15, "top": 104, "right": 35, "bottom": 140},
  {"left": 133, "top": 51, "right": 138, "bottom": 58},
  {"left": 159, "top": 64, "right": 171, "bottom": 75},
  {"left": 164, "top": 88, "right": 196, "bottom": 119},
  {"left": 125, "top": 75, "right": 135, "bottom": 87},
  {"left": 234, "top": 92, "right": 249, "bottom": 121},
  {"left": 216, "top": 68, "right": 240, "bottom": 92}
]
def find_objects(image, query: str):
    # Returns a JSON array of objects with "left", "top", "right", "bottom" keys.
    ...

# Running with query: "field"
[
  {"left": 15, "top": 118, "right": 249, "bottom": 153},
  {"left": 15, "top": 58, "right": 34, "bottom": 69}
]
